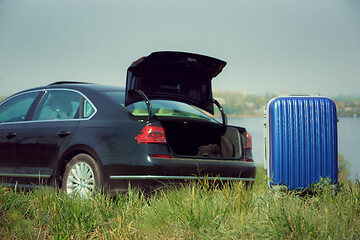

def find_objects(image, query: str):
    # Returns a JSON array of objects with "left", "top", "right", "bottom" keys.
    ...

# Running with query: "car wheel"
[{"left": 62, "top": 153, "right": 104, "bottom": 198}]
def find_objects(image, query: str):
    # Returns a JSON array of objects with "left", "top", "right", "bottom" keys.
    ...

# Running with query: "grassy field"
[{"left": 1, "top": 168, "right": 359, "bottom": 239}]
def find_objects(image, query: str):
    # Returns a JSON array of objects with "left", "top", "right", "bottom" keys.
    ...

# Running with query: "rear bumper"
[{"left": 105, "top": 156, "right": 256, "bottom": 192}]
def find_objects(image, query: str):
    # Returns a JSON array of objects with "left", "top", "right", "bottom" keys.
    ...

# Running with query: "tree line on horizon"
[{"left": 213, "top": 90, "right": 360, "bottom": 118}]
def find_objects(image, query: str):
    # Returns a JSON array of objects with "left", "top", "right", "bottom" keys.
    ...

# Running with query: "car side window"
[
  {"left": 83, "top": 99, "right": 95, "bottom": 118},
  {"left": 0, "top": 92, "right": 38, "bottom": 123},
  {"left": 34, "top": 90, "right": 82, "bottom": 120}
]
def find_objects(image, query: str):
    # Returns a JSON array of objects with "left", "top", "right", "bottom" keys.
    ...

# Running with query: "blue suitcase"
[{"left": 264, "top": 95, "right": 338, "bottom": 190}]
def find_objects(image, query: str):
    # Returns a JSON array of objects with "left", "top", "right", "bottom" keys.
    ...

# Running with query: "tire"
[{"left": 62, "top": 153, "right": 104, "bottom": 198}]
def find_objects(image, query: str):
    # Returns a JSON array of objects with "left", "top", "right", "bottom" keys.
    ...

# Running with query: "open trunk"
[{"left": 160, "top": 119, "right": 247, "bottom": 159}]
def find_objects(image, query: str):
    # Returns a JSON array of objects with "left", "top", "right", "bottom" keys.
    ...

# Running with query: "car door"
[
  {"left": 0, "top": 91, "right": 40, "bottom": 183},
  {"left": 14, "top": 89, "right": 85, "bottom": 185}
]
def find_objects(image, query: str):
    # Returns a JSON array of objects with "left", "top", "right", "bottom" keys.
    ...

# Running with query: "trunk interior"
[{"left": 160, "top": 119, "right": 246, "bottom": 159}]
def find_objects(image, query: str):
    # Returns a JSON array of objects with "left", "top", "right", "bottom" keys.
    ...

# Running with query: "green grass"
[{"left": 1, "top": 168, "right": 360, "bottom": 239}]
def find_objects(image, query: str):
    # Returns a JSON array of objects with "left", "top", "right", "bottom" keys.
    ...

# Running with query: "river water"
[{"left": 227, "top": 117, "right": 360, "bottom": 180}]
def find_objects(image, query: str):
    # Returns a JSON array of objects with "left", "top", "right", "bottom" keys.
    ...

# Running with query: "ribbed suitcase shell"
[{"left": 264, "top": 96, "right": 338, "bottom": 190}]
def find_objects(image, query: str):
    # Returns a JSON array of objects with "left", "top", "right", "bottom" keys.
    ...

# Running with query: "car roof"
[
  {"left": 15, "top": 82, "right": 125, "bottom": 94},
  {"left": 46, "top": 82, "right": 125, "bottom": 91}
]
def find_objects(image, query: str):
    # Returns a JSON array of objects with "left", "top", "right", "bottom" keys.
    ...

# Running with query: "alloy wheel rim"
[{"left": 66, "top": 162, "right": 95, "bottom": 198}]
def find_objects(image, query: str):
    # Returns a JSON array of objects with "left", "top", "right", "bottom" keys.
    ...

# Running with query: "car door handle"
[
  {"left": 6, "top": 132, "right": 17, "bottom": 139},
  {"left": 58, "top": 131, "right": 71, "bottom": 138}
]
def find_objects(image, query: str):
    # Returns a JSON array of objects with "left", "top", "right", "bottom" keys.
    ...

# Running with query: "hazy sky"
[{"left": 0, "top": 0, "right": 359, "bottom": 97}]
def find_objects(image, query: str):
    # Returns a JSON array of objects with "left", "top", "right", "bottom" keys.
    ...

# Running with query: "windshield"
[{"left": 103, "top": 90, "right": 217, "bottom": 122}]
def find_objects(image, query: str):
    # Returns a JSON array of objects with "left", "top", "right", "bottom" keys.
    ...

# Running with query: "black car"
[{"left": 0, "top": 51, "right": 256, "bottom": 197}]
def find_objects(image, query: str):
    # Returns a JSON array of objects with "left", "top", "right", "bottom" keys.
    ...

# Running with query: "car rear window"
[
  {"left": 129, "top": 100, "right": 218, "bottom": 122},
  {"left": 103, "top": 90, "right": 217, "bottom": 122}
]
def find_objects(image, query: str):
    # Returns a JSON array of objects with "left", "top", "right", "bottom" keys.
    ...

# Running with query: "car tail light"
[
  {"left": 246, "top": 132, "right": 252, "bottom": 149},
  {"left": 244, "top": 132, "right": 254, "bottom": 162},
  {"left": 136, "top": 124, "right": 167, "bottom": 144},
  {"left": 244, "top": 158, "right": 254, "bottom": 162}
]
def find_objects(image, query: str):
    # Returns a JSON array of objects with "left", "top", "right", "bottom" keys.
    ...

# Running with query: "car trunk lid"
[{"left": 125, "top": 51, "right": 226, "bottom": 115}]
